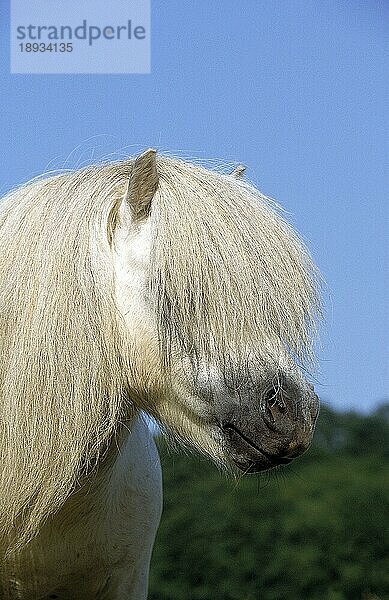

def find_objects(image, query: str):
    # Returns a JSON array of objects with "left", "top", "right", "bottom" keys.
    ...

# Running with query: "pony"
[{"left": 0, "top": 149, "right": 320, "bottom": 599}]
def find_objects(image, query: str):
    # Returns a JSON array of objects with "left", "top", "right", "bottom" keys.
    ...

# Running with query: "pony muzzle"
[{"left": 221, "top": 386, "right": 319, "bottom": 473}]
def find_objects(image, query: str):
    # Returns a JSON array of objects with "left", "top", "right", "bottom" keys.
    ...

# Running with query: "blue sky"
[{"left": 0, "top": 1, "right": 387, "bottom": 412}]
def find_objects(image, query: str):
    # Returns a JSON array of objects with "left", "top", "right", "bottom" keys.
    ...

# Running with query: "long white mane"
[
  {"left": 152, "top": 159, "right": 320, "bottom": 382},
  {"left": 0, "top": 156, "right": 320, "bottom": 552},
  {"left": 0, "top": 164, "right": 129, "bottom": 550}
]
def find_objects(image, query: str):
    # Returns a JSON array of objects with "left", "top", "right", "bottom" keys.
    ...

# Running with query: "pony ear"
[
  {"left": 124, "top": 148, "right": 159, "bottom": 221},
  {"left": 230, "top": 164, "right": 246, "bottom": 178}
]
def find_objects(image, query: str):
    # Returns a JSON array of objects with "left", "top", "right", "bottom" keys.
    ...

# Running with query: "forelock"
[{"left": 150, "top": 157, "right": 321, "bottom": 381}]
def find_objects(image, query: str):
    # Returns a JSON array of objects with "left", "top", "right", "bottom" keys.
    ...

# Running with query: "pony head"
[
  {"left": 114, "top": 149, "right": 320, "bottom": 473},
  {"left": 0, "top": 148, "right": 320, "bottom": 550}
]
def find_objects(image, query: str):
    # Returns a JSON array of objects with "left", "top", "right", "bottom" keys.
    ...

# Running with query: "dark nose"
[
  {"left": 262, "top": 381, "right": 319, "bottom": 457},
  {"left": 220, "top": 378, "right": 319, "bottom": 473},
  {"left": 262, "top": 383, "right": 294, "bottom": 431}
]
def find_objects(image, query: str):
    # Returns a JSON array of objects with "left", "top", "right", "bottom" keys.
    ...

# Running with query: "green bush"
[{"left": 149, "top": 404, "right": 389, "bottom": 600}]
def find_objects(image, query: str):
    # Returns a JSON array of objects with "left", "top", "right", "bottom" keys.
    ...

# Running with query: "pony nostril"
[
  {"left": 262, "top": 387, "right": 290, "bottom": 431},
  {"left": 263, "top": 386, "right": 278, "bottom": 407},
  {"left": 264, "top": 387, "right": 286, "bottom": 412}
]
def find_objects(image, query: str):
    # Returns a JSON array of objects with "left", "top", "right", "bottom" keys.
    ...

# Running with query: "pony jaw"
[{"left": 141, "top": 354, "right": 319, "bottom": 474}]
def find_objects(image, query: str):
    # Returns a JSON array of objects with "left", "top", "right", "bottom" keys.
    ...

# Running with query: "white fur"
[
  {"left": 0, "top": 152, "right": 320, "bottom": 598},
  {"left": 1, "top": 417, "right": 162, "bottom": 599}
]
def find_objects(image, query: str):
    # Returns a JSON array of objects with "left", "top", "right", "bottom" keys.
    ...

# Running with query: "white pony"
[{"left": 0, "top": 150, "right": 320, "bottom": 599}]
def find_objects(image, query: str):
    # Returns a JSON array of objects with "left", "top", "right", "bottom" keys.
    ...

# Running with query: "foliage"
[{"left": 149, "top": 403, "right": 389, "bottom": 600}]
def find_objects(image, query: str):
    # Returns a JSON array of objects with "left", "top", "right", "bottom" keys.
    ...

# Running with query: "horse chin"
[{"left": 221, "top": 424, "right": 293, "bottom": 473}]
